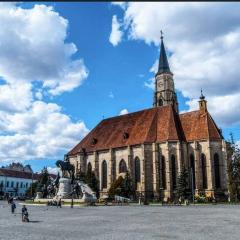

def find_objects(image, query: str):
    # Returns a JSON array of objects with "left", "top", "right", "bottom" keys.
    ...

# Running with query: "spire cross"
[
  {"left": 160, "top": 30, "right": 163, "bottom": 40},
  {"left": 200, "top": 88, "right": 205, "bottom": 100}
]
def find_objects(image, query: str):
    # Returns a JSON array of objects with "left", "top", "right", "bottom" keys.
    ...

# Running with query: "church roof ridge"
[
  {"left": 100, "top": 105, "right": 170, "bottom": 122},
  {"left": 179, "top": 109, "right": 199, "bottom": 116}
]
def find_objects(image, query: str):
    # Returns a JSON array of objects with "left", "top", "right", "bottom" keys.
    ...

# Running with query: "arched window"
[
  {"left": 119, "top": 159, "right": 127, "bottom": 173},
  {"left": 201, "top": 154, "right": 208, "bottom": 189},
  {"left": 190, "top": 154, "right": 196, "bottom": 190},
  {"left": 159, "top": 155, "right": 166, "bottom": 190},
  {"left": 171, "top": 155, "right": 177, "bottom": 189},
  {"left": 214, "top": 153, "right": 221, "bottom": 189},
  {"left": 102, "top": 160, "right": 107, "bottom": 189},
  {"left": 135, "top": 157, "right": 141, "bottom": 184},
  {"left": 87, "top": 162, "right": 92, "bottom": 176},
  {"left": 158, "top": 98, "right": 163, "bottom": 106}
]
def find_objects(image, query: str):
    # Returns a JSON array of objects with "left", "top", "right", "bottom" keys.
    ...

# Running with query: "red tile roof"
[
  {"left": 0, "top": 168, "right": 57, "bottom": 181},
  {"left": 68, "top": 106, "right": 222, "bottom": 156},
  {"left": 179, "top": 110, "right": 222, "bottom": 141},
  {"left": 0, "top": 168, "right": 39, "bottom": 180}
]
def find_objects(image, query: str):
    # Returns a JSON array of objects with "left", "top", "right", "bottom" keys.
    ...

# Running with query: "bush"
[{"left": 194, "top": 194, "right": 206, "bottom": 203}]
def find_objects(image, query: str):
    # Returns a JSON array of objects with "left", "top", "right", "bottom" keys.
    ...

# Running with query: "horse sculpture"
[{"left": 56, "top": 160, "right": 75, "bottom": 182}]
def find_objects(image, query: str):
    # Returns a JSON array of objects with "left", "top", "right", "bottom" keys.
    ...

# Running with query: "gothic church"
[{"left": 67, "top": 36, "right": 228, "bottom": 201}]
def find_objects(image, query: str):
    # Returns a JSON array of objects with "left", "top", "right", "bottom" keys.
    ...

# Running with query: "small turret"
[{"left": 199, "top": 89, "right": 207, "bottom": 112}]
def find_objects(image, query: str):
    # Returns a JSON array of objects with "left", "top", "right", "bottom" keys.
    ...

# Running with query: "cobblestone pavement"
[{"left": 0, "top": 201, "right": 240, "bottom": 240}]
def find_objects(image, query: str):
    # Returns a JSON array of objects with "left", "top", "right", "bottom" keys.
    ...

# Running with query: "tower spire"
[
  {"left": 153, "top": 32, "right": 178, "bottom": 112},
  {"left": 156, "top": 30, "right": 171, "bottom": 76}
]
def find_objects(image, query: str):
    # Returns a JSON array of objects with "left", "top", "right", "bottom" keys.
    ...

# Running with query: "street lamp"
[
  {"left": 31, "top": 172, "right": 33, "bottom": 199},
  {"left": 190, "top": 168, "right": 195, "bottom": 204}
]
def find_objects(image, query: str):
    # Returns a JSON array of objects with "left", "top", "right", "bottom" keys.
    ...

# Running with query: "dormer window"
[
  {"left": 123, "top": 132, "right": 129, "bottom": 139},
  {"left": 81, "top": 147, "right": 86, "bottom": 154},
  {"left": 91, "top": 138, "right": 97, "bottom": 145}
]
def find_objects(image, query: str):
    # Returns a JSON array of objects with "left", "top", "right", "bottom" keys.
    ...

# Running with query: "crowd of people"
[{"left": 47, "top": 198, "right": 62, "bottom": 208}]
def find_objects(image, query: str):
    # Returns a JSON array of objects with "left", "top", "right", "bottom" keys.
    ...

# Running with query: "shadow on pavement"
[{"left": 28, "top": 220, "right": 42, "bottom": 223}]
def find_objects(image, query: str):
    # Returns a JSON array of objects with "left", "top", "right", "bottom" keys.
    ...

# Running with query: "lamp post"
[
  {"left": 31, "top": 172, "right": 33, "bottom": 199},
  {"left": 71, "top": 188, "right": 75, "bottom": 208},
  {"left": 190, "top": 168, "right": 195, "bottom": 204}
]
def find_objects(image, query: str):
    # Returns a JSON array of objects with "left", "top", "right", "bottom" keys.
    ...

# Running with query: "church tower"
[{"left": 153, "top": 33, "right": 179, "bottom": 113}]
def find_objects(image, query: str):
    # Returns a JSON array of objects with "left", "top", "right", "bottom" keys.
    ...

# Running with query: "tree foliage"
[
  {"left": 176, "top": 168, "right": 189, "bottom": 200},
  {"left": 85, "top": 170, "right": 99, "bottom": 199},
  {"left": 25, "top": 181, "right": 38, "bottom": 198},
  {"left": 25, "top": 167, "right": 51, "bottom": 198},
  {"left": 108, "top": 176, "right": 124, "bottom": 198},
  {"left": 227, "top": 140, "right": 240, "bottom": 201},
  {"left": 27, "top": 167, "right": 50, "bottom": 198},
  {"left": 108, "top": 171, "right": 135, "bottom": 199}
]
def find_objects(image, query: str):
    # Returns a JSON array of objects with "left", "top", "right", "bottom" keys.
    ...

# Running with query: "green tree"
[
  {"left": 108, "top": 176, "right": 124, "bottom": 198},
  {"left": 227, "top": 138, "right": 240, "bottom": 202},
  {"left": 26, "top": 181, "right": 38, "bottom": 198},
  {"left": 176, "top": 169, "right": 189, "bottom": 201},
  {"left": 121, "top": 171, "right": 135, "bottom": 199},
  {"left": 108, "top": 171, "right": 135, "bottom": 199},
  {"left": 36, "top": 167, "right": 50, "bottom": 197},
  {"left": 85, "top": 171, "right": 99, "bottom": 198}
]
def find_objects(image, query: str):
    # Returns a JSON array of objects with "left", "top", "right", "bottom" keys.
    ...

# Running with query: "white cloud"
[
  {"left": 113, "top": 2, "right": 240, "bottom": 127},
  {"left": 109, "top": 15, "right": 123, "bottom": 46},
  {"left": 35, "top": 90, "right": 43, "bottom": 100},
  {"left": 0, "top": 3, "right": 88, "bottom": 95},
  {"left": 187, "top": 93, "right": 240, "bottom": 127},
  {"left": 0, "top": 101, "right": 89, "bottom": 161},
  {"left": 0, "top": 3, "right": 90, "bottom": 162},
  {"left": 0, "top": 83, "right": 33, "bottom": 112},
  {"left": 144, "top": 77, "right": 154, "bottom": 90},
  {"left": 119, "top": 109, "right": 128, "bottom": 115},
  {"left": 47, "top": 166, "right": 59, "bottom": 175}
]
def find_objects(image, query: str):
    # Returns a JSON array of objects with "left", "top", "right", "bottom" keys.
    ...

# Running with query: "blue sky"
[{"left": 0, "top": 2, "right": 239, "bottom": 173}]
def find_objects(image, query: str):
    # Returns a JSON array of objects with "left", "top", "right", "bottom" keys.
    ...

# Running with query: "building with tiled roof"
[
  {"left": 67, "top": 36, "right": 228, "bottom": 201},
  {"left": 0, "top": 164, "right": 57, "bottom": 198},
  {"left": 0, "top": 164, "right": 39, "bottom": 198}
]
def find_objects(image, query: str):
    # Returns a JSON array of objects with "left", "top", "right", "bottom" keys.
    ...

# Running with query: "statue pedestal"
[{"left": 56, "top": 178, "right": 72, "bottom": 199}]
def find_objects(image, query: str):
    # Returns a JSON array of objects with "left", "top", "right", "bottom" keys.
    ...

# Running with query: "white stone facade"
[{"left": 0, "top": 175, "right": 36, "bottom": 197}]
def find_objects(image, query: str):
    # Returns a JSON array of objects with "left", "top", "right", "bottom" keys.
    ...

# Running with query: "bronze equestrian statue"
[{"left": 56, "top": 160, "right": 75, "bottom": 183}]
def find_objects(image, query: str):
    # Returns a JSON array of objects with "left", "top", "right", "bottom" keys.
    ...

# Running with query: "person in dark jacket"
[
  {"left": 11, "top": 201, "right": 16, "bottom": 213},
  {"left": 21, "top": 205, "right": 27, "bottom": 221}
]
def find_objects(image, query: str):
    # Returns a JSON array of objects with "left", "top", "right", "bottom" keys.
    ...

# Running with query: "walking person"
[
  {"left": 21, "top": 205, "right": 27, "bottom": 221},
  {"left": 11, "top": 201, "right": 16, "bottom": 214}
]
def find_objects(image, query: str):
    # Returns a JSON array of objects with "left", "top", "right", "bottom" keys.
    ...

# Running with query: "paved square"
[{"left": 0, "top": 201, "right": 240, "bottom": 240}]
